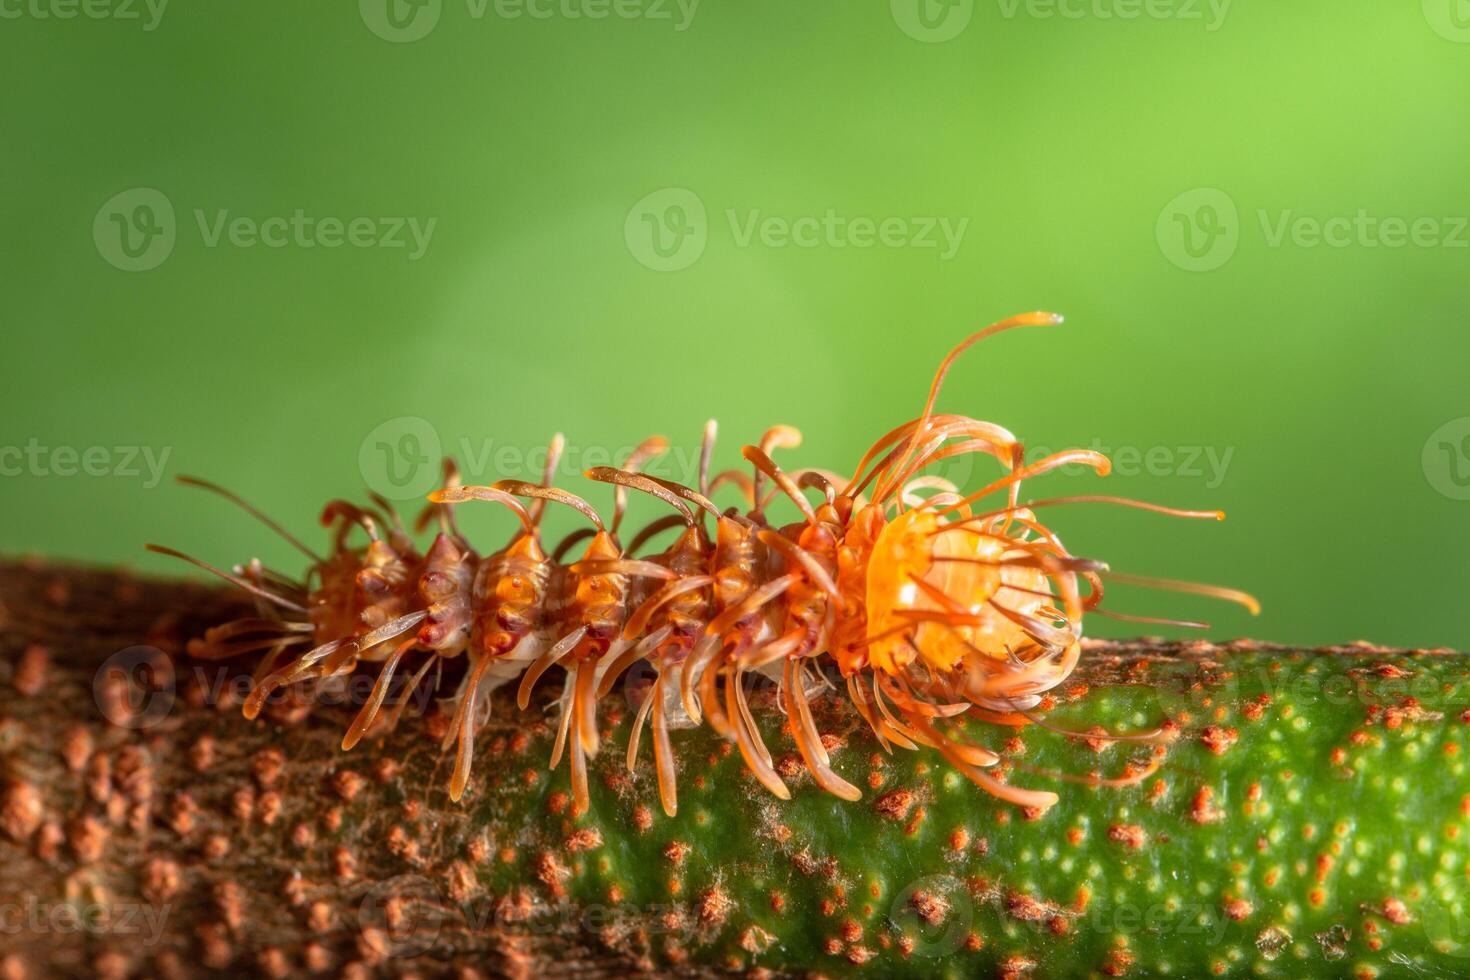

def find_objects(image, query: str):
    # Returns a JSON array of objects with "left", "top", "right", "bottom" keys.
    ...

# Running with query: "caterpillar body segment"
[{"left": 155, "top": 313, "right": 1257, "bottom": 814}]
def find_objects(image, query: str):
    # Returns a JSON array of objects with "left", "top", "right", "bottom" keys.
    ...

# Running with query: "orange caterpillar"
[{"left": 151, "top": 313, "right": 1258, "bottom": 816}]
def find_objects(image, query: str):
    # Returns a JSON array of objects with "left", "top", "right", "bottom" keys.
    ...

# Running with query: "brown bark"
[
  {"left": 0, "top": 559, "right": 661, "bottom": 980},
  {"left": 0, "top": 559, "right": 1422, "bottom": 979}
]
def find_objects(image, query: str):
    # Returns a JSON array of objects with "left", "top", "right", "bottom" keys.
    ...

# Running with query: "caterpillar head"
[{"left": 861, "top": 506, "right": 1084, "bottom": 680}]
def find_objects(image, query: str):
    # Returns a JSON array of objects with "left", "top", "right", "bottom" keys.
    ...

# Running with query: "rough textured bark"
[
  {"left": 0, "top": 559, "right": 1463, "bottom": 979},
  {"left": 0, "top": 559, "right": 617, "bottom": 980}
]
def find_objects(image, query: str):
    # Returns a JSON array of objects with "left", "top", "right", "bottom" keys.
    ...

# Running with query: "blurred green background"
[{"left": 1, "top": 0, "right": 1467, "bottom": 648}]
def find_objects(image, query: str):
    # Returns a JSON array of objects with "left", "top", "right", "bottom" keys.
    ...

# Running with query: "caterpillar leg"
[
  {"left": 517, "top": 626, "right": 586, "bottom": 710},
  {"left": 574, "top": 655, "right": 600, "bottom": 757},
  {"left": 623, "top": 577, "right": 713, "bottom": 647},
  {"left": 679, "top": 637, "right": 710, "bottom": 725},
  {"left": 697, "top": 642, "right": 735, "bottom": 740},
  {"left": 598, "top": 627, "right": 670, "bottom": 698},
  {"left": 739, "top": 627, "right": 804, "bottom": 671},
  {"left": 448, "top": 651, "right": 495, "bottom": 802},
  {"left": 342, "top": 635, "right": 417, "bottom": 750},
  {"left": 626, "top": 673, "right": 658, "bottom": 772},
  {"left": 243, "top": 637, "right": 354, "bottom": 719},
  {"left": 379, "top": 651, "right": 439, "bottom": 733},
  {"left": 569, "top": 709, "right": 590, "bottom": 816},
  {"left": 243, "top": 610, "right": 426, "bottom": 719},
  {"left": 568, "top": 660, "right": 598, "bottom": 815},
  {"left": 783, "top": 659, "right": 861, "bottom": 801},
  {"left": 846, "top": 673, "right": 906, "bottom": 753},
  {"left": 251, "top": 636, "right": 298, "bottom": 688},
  {"left": 651, "top": 673, "right": 681, "bottom": 816},
  {"left": 905, "top": 712, "right": 1058, "bottom": 810},
  {"left": 869, "top": 674, "right": 934, "bottom": 750},
  {"left": 723, "top": 660, "right": 789, "bottom": 800},
  {"left": 732, "top": 664, "right": 773, "bottom": 768},
  {"left": 550, "top": 681, "right": 575, "bottom": 770}
]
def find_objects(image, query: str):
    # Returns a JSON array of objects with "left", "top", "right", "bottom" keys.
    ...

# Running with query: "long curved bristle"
[
  {"left": 1102, "top": 571, "right": 1262, "bottom": 616},
  {"left": 146, "top": 544, "right": 308, "bottom": 613}
]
